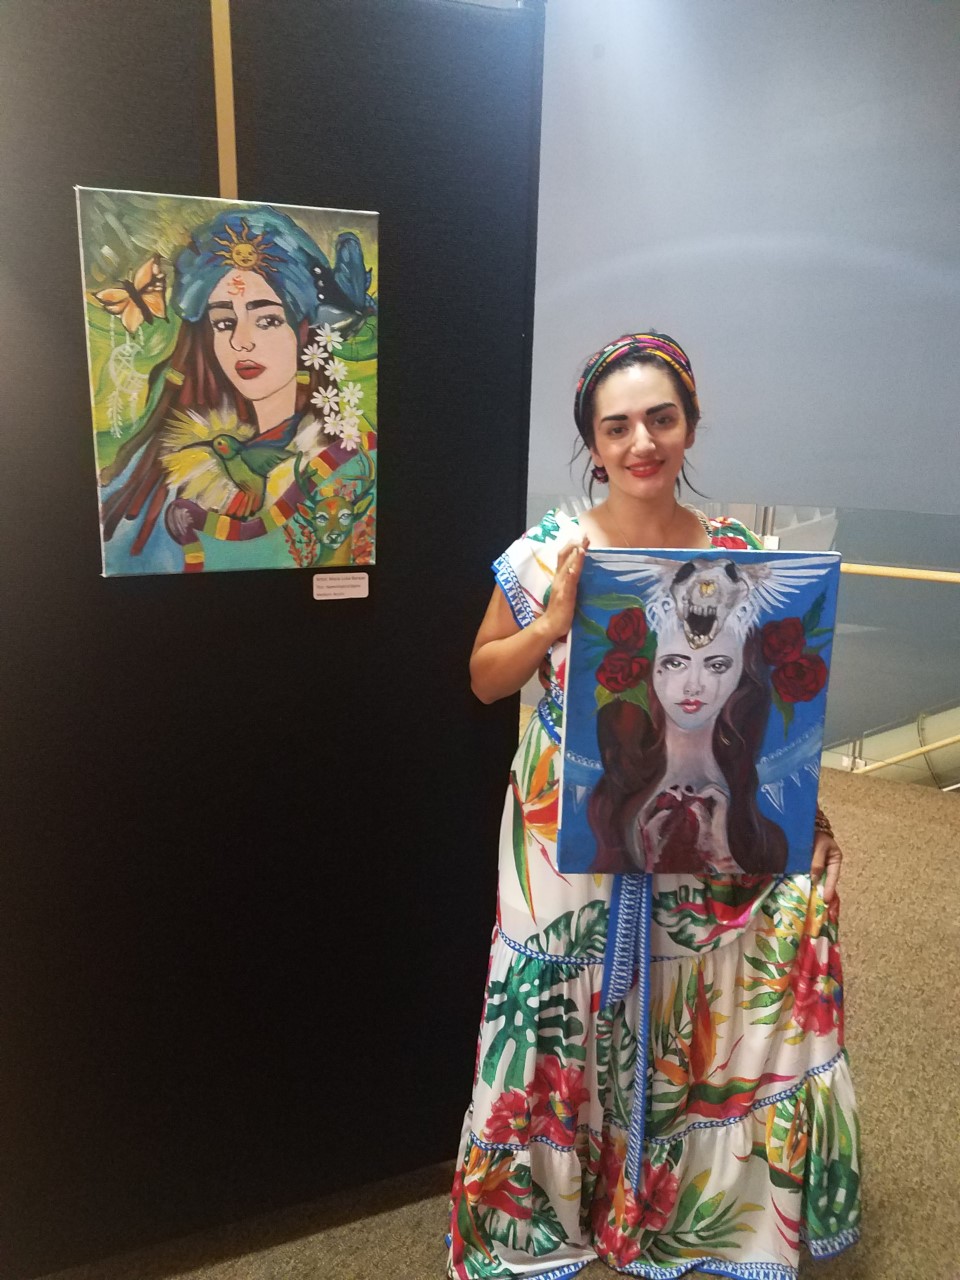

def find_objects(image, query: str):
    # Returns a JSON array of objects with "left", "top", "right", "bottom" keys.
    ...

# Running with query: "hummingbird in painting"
[
  {"left": 159, "top": 407, "right": 295, "bottom": 520},
  {"left": 202, "top": 434, "right": 293, "bottom": 518}
]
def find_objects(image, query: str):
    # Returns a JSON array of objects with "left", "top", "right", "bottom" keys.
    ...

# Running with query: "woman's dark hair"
[
  {"left": 571, "top": 347, "right": 706, "bottom": 501},
  {"left": 587, "top": 628, "right": 788, "bottom": 874}
]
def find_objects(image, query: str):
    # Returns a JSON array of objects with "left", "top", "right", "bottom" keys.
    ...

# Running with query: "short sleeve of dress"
[
  {"left": 492, "top": 508, "right": 569, "bottom": 629},
  {"left": 709, "top": 516, "right": 764, "bottom": 550}
]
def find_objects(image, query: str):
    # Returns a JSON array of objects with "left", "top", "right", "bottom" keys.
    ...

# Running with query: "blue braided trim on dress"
[
  {"left": 469, "top": 1122, "right": 603, "bottom": 1155},
  {"left": 537, "top": 696, "right": 562, "bottom": 744},
  {"left": 492, "top": 552, "right": 535, "bottom": 628},
  {"left": 619, "top": 1258, "right": 797, "bottom": 1279},
  {"left": 802, "top": 1225, "right": 861, "bottom": 1258},
  {"left": 645, "top": 1048, "right": 846, "bottom": 1146},
  {"left": 444, "top": 1235, "right": 593, "bottom": 1279},
  {"left": 500, "top": 928, "right": 604, "bottom": 966}
]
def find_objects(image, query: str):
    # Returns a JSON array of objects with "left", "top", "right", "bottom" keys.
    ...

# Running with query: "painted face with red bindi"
[{"left": 206, "top": 269, "right": 299, "bottom": 406}]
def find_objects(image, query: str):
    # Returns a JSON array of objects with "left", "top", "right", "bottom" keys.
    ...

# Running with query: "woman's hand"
[
  {"left": 810, "top": 831, "right": 843, "bottom": 905},
  {"left": 541, "top": 537, "right": 590, "bottom": 644},
  {"left": 469, "top": 535, "right": 590, "bottom": 705}
]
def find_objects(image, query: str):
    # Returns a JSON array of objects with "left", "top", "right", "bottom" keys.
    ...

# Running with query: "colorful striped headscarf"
[{"left": 574, "top": 332, "right": 700, "bottom": 439}]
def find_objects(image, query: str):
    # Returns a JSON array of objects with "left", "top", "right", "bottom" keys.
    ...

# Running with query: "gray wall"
[{"left": 530, "top": 0, "right": 960, "bottom": 518}]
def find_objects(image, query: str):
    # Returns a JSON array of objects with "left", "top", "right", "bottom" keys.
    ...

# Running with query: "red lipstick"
[{"left": 235, "top": 360, "right": 266, "bottom": 380}]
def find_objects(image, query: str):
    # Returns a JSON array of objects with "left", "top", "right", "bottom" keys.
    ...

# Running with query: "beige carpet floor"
[{"left": 43, "top": 768, "right": 960, "bottom": 1280}]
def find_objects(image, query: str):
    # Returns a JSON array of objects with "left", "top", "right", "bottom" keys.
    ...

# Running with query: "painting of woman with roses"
[{"left": 558, "top": 547, "right": 841, "bottom": 876}]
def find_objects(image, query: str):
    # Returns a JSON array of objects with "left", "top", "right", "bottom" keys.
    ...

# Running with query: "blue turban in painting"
[{"left": 172, "top": 205, "right": 330, "bottom": 328}]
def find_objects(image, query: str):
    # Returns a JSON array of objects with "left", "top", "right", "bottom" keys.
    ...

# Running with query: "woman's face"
[
  {"left": 206, "top": 269, "right": 298, "bottom": 403},
  {"left": 590, "top": 363, "right": 694, "bottom": 498},
  {"left": 653, "top": 628, "right": 744, "bottom": 731}
]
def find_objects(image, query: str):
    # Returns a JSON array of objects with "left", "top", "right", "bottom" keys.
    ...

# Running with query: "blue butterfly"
[{"left": 313, "top": 233, "right": 377, "bottom": 336}]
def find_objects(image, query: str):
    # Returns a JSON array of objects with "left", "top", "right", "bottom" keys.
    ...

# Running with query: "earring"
[
  {"left": 295, "top": 370, "right": 311, "bottom": 384},
  {"left": 591, "top": 464, "right": 609, "bottom": 483}
]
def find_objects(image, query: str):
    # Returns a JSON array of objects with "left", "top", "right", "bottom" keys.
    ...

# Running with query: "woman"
[
  {"left": 448, "top": 333, "right": 859, "bottom": 1279},
  {"left": 97, "top": 205, "right": 376, "bottom": 573},
  {"left": 589, "top": 612, "right": 788, "bottom": 876}
]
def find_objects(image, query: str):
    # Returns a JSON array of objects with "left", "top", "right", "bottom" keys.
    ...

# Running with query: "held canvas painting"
[
  {"left": 558, "top": 548, "right": 841, "bottom": 875},
  {"left": 76, "top": 188, "right": 378, "bottom": 576}
]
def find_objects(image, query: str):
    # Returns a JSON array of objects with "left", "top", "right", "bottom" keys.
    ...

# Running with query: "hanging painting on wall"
[
  {"left": 76, "top": 188, "right": 378, "bottom": 576},
  {"left": 558, "top": 547, "right": 841, "bottom": 875}
]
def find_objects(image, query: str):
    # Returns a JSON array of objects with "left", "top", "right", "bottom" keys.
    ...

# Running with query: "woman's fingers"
[
  {"left": 823, "top": 844, "right": 842, "bottom": 904},
  {"left": 810, "top": 838, "right": 826, "bottom": 881},
  {"left": 810, "top": 832, "right": 842, "bottom": 904},
  {"left": 546, "top": 540, "right": 589, "bottom": 636}
]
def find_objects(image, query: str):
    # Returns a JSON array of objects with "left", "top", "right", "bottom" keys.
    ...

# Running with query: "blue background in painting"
[{"left": 557, "top": 548, "right": 841, "bottom": 874}]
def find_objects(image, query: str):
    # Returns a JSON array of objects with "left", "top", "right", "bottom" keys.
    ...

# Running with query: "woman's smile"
[
  {"left": 626, "top": 459, "right": 664, "bottom": 478},
  {"left": 235, "top": 359, "right": 266, "bottom": 380}
]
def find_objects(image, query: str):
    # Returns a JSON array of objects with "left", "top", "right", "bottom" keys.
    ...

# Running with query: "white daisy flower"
[
  {"left": 301, "top": 343, "right": 327, "bottom": 370},
  {"left": 313, "top": 322, "right": 343, "bottom": 352},
  {"left": 340, "top": 381, "right": 363, "bottom": 408},
  {"left": 325, "top": 357, "right": 348, "bottom": 383},
  {"left": 311, "top": 386, "right": 340, "bottom": 415},
  {"left": 340, "top": 422, "right": 362, "bottom": 452},
  {"left": 340, "top": 405, "right": 361, "bottom": 430},
  {"left": 323, "top": 413, "right": 344, "bottom": 438}
]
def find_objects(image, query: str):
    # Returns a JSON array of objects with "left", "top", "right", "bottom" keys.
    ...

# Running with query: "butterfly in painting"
[
  {"left": 313, "top": 233, "right": 377, "bottom": 337},
  {"left": 91, "top": 255, "right": 168, "bottom": 333}
]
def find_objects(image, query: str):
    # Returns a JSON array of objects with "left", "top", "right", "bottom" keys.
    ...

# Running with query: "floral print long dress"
[{"left": 448, "top": 510, "right": 861, "bottom": 1280}]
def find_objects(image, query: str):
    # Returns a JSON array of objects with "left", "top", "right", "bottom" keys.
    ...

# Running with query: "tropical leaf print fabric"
[{"left": 448, "top": 510, "right": 861, "bottom": 1280}]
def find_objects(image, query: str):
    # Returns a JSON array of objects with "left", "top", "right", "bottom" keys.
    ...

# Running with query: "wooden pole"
[{"left": 210, "top": 0, "right": 238, "bottom": 200}]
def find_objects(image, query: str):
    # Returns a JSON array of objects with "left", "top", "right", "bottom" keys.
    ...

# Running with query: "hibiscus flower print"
[
  {"left": 595, "top": 1215, "right": 642, "bottom": 1266},
  {"left": 628, "top": 1158, "right": 680, "bottom": 1233},
  {"left": 483, "top": 1088, "right": 530, "bottom": 1145},
  {"left": 594, "top": 1155, "right": 680, "bottom": 1265},
  {"left": 529, "top": 1055, "right": 589, "bottom": 1146},
  {"left": 790, "top": 935, "right": 844, "bottom": 1037}
]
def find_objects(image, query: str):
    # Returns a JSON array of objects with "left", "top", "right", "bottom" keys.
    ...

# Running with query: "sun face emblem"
[{"left": 212, "top": 219, "right": 283, "bottom": 275}]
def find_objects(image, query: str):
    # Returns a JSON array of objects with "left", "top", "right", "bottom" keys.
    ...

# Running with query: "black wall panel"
[{"left": 0, "top": 0, "right": 544, "bottom": 1274}]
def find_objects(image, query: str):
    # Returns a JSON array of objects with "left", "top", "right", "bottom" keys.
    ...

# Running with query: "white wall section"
[{"left": 530, "top": 0, "right": 960, "bottom": 516}]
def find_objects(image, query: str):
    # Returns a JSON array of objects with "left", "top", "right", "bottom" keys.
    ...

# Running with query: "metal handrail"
[
  {"left": 841, "top": 562, "right": 960, "bottom": 585},
  {"left": 853, "top": 731, "right": 960, "bottom": 776},
  {"left": 838, "top": 562, "right": 958, "bottom": 779}
]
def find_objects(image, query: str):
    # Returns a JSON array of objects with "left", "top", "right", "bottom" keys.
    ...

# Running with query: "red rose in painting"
[
  {"left": 772, "top": 654, "right": 828, "bottom": 703},
  {"left": 712, "top": 534, "right": 750, "bottom": 549},
  {"left": 482, "top": 1088, "right": 530, "bottom": 1145},
  {"left": 597, "top": 652, "right": 649, "bottom": 693},
  {"left": 790, "top": 936, "right": 844, "bottom": 1037},
  {"left": 529, "top": 1055, "right": 589, "bottom": 1145},
  {"left": 605, "top": 607, "right": 647, "bottom": 652},
  {"left": 761, "top": 617, "right": 807, "bottom": 665}
]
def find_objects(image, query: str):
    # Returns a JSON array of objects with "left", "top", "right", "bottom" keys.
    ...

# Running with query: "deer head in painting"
[{"left": 295, "top": 449, "right": 376, "bottom": 564}]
